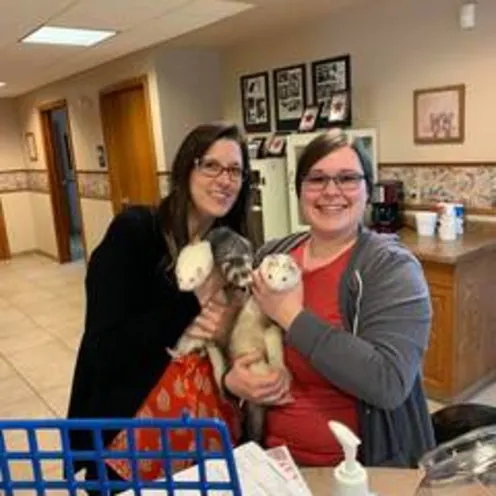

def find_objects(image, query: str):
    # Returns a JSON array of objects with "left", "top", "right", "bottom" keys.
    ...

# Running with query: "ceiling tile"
[
  {"left": 53, "top": 0, "right": 193, "bottom": 31},
  {"left": 0, "top": 0, "right": 78, "bottom": 45}
]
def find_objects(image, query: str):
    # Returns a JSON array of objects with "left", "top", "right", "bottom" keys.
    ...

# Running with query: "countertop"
[
  {"left": 397, "top": 226, "right": 496, "bottom": 264},
  {"left": 301, "top": 466, "right": 489, "bottom": 495},
  {"left": 302, "top": 467, "right": 422, "bottom": 495}
]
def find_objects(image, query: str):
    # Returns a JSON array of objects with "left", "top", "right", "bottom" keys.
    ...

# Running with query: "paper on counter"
[{"left": 118, "top": 441, "right": 312, "bottom": 495}]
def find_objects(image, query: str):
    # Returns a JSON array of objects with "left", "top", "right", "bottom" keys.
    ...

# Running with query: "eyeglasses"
[
  {"left": 195, "top": 158, "right": 245, "bottom": 182},
  {"left": 302, "top": 172, "right": 365, "bottom": 192}
]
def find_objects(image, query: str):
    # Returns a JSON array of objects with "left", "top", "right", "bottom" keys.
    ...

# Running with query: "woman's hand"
[
  {"left": 252, "top": 269, "right": 304, "bottom": 331},
  {"left": 186, "top": 291, "right": 244, "bottom": 345},
  {"left": 224, "top": 352, "right": 293, "bottom": 406}
]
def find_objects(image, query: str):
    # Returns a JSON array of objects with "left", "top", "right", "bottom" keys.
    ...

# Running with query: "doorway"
[
  {"left": 40, "top": 101, "right": 85, "bottom": 263},
  {"left": 99, "top": 76, "right": 159, "bottom": 213}
]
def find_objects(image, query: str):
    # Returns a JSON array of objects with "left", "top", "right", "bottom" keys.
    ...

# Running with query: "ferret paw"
[{"left": 166, "top": 347, "right": 184, "bottom": 360}]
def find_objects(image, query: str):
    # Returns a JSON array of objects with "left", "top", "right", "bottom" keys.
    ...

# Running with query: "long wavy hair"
[{"left": 157, "top": 123, "right": 253, "bottom": 271}]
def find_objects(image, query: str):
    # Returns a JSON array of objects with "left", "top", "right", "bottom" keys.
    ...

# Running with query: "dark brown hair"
[
  {"left": 157, "top": 123, "right": 252, "bottom": 269},
  {"left": 295, "top": 129, "right": 374, "bottom": 198}
]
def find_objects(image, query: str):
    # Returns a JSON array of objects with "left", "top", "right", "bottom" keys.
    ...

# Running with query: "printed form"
[{"left": 119, "top": 442, "right": 312, "bottom": 495}]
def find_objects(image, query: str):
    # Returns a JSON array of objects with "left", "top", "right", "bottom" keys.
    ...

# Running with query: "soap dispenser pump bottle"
[{"left": 329, "top": 421, "right": 373, "bottom": 496}]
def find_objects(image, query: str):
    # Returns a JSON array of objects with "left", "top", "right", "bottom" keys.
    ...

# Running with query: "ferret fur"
[{"left": 228, "top": 253, "right": 302, "bottom": 443}]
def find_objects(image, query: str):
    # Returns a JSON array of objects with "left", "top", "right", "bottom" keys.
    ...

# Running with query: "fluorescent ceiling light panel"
[
  {"left": 22, "top": 26, "right": 116, "bottom": 47},
  {"left": 0, "top": 82, "right": 6, "bottom": 88}
]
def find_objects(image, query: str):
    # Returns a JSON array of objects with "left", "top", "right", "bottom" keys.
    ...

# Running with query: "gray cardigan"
[{"left": 255, "top": 228, "right": 436, "bottom": 467}]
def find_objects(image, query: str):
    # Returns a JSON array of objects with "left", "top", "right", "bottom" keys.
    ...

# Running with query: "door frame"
[
  {"left": 0, "top": 198, "right": 11, "bottom": 260},
  {"left": 99, "top": 75, "right": 159, "bottom": 214},
  {"left": 39, "top": 99, "right": 87, "bottom": 263}
]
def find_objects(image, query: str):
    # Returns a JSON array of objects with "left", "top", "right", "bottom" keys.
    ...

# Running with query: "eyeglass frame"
[
  {"left": 301, "top": 171, "right": 366, "bottom": 193},
  {"left": 194, "top": 157, "right": 247, "bottom": 182}
]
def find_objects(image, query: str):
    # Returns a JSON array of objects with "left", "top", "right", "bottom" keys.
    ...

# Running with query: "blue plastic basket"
[{"left": 0, "top": 412, "right": 242, "bottom": 495}]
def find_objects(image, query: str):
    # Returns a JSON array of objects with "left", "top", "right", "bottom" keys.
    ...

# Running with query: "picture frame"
[
  {"left": 328, "top": 91, "right": 351, "bottom": 127},
  {"left": 247, "top": 137, "right": 266, "bottom": 159},
  {"left": 298, "top": 104, "right": 322, "bottom": 132},
  {"left": 311, "top": 54, "right": 351, "bottom": 128},
  {"left": 273, "top": 63, "right": 307, "bottom": 131},
  {"left": 264, "top": 133, "right": 287, "bottom": 157},
  {"left": 25, "top": 132, "right": 38, "bottom": 161},
  {"left": 413, "top": 84, "right": 465, "bottom": 144},
  {"left": 240, "top": 72, "right": 271, "bottom": 133}
]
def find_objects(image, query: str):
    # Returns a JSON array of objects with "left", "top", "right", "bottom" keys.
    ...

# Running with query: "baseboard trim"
[{"left": 11, "top": 249, "right": 59, "bottom": 262}]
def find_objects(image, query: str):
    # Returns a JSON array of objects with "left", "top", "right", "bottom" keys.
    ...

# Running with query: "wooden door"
[
  {"left": 100, "top": 77, "right": 159, "bottom": 213},
  {"left": 0, "top": 198, "right": 11, "bottom": 260}
]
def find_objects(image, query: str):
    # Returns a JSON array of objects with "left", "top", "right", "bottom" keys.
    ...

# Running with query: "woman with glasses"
[
  {"left": 224, "top": 129, "right": 435, "bottom": 468},
  {"left": 66, "top": 122, "right": 289, "bottom": 491}
]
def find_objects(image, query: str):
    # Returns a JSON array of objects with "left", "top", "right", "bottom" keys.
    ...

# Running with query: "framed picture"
[
  {"left": 413, "top": 84, "right": 465, "bottom": 144},
  {"left": 311, "top": 54, "right": 351, "bottom": 127},
  {"left": 240, "top": 72, "right": 271, "bottom": 133},
  {"left": 25, "top": 132, "right": 38, "bottom": 161},
  {"left": 247, "top": 137, "right": 266, "bottom": 159},
  {"left": 328, "top": 91, "right": 350, "bottom": 127},
  {"left": 264, "top": 133, "right": 287, "bottom": 157},
  {"left": 273, "top": 64, "right": 307, "bottom": 131},
  {"left": 298, "top": 104, "right": 322, "bottom": 132}
]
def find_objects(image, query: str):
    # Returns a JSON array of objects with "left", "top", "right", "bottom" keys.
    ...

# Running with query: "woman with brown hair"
[
  {"left": 67, "top": 122, "right": 289, "bottom": 490},
  {"left": 226, "top": 129, "right": 436, "bottom": 468}
]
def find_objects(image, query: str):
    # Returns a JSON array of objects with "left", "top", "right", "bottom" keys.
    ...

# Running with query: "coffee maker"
[{"left": 370, "top": 180, "right": 405, "bottom": 233}]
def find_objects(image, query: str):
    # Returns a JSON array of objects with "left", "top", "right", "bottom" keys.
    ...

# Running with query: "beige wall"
[
  {"left": 155, "top": 48, "right": 222, "bottom": 168},
  {"left": 0, "top": 99, "right": 25, "bottom": 171},
  {"left": 0, "top": 99, "right": 37, "bottom": 253},
  {"left": 222, "top": 0, "right": 496, "bottom": 163}
]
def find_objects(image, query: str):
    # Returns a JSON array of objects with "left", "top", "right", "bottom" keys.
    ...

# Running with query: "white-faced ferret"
[{"left": 228, "top": 253, "right": 302, "bottom": 443}]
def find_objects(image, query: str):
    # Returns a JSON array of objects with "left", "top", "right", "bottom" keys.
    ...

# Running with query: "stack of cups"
[{"left": 438, "top": 204, "right": 458, "bottom": 241}]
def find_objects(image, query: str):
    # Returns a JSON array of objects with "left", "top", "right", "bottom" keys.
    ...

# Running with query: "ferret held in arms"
[
  {"left": 229, "top": 253, "right": 301, "bottom": 443},
  {"left": 168, "top": 227, "right": 254, "bottom": 393}
]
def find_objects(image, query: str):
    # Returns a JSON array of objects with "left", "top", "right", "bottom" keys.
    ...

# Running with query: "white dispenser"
[{"left": 329, "top": 421, "right": 374, "bottom": 496}]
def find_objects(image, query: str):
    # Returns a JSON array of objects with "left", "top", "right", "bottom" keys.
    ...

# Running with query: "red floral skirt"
[{"left": 106, "top": 353, "right": 242, "bottom": 480}]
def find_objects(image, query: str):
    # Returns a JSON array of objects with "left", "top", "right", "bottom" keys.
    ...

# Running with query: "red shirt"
[{"left": 264, "top": 242, "right": 359, "bottom": 466}]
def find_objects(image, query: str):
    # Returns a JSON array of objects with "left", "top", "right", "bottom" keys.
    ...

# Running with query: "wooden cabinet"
[
  {"left": 421, "top": 253, "right": 496, "bottom": 402},
  {"left": 422, "top": 263, "right": 454, "bottom": 397}
]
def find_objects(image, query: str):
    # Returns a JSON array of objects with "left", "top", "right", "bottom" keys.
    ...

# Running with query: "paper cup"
[{"left": 416, "top": 212, "right": 438, "bottom": 237}]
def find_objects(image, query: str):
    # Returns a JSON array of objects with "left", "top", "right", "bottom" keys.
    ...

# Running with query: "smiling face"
[
  {"left": 189, "top": 138, "right": 244, "bottom": 224},
  {"left": 299, "top": 145, "right": 367, "bottom": 240}
]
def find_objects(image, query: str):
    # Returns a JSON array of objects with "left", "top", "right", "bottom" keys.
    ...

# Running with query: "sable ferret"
[{"left": 168, "top": 227, "right": 254, "bottom": 393}]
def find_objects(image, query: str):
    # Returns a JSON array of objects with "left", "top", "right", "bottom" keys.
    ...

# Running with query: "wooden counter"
[
  {"left": 399, "top": 227, "right": 496, "bottom": 264},
  {"left": 398, "top": 226, "right": 496, "bottom": 402}
]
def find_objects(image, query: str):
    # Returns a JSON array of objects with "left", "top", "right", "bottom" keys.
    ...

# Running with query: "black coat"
[{"left": 67, "top": 205, "right": 200, "bottom": 472}]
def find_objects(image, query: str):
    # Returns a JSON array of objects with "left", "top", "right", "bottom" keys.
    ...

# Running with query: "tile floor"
[
  {"left": 1, "top": 253, "right": 496, "bottom": 491},
  {"left": 0, "top": 253, "right": 85, "bottom": 492}
]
